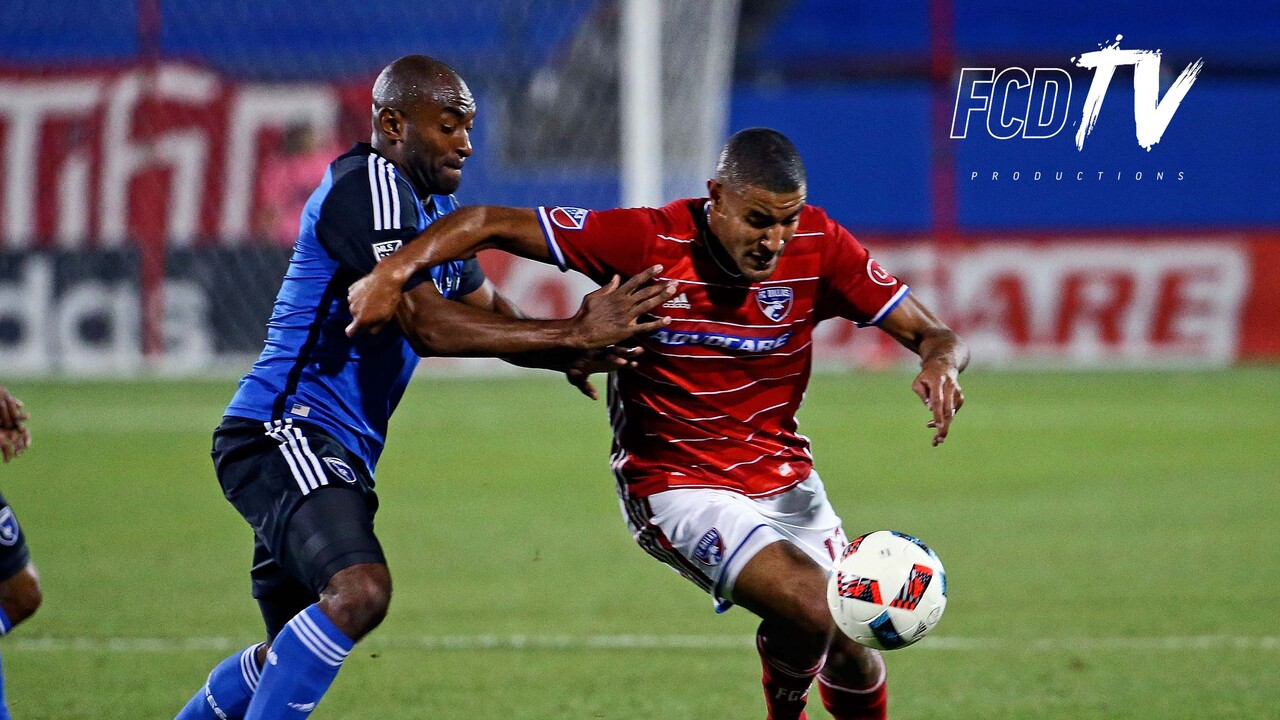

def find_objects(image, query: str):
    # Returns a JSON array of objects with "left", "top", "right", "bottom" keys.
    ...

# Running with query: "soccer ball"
[{"left": 826, "top": 530, "right": 947, "bottom": 651}]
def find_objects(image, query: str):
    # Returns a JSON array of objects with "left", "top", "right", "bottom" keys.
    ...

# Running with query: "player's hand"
[
  {"left": 0, "top": 387, "right": 28, "bottom": 431},
  {"left": 346, "top": 269, "right": 404, "bottom": 337},
  {"left": 912, "top": 359, "right": 964, "bottom": 447},
  {"left": 565, "top": 345, "right": 644, "bottom": 400},
  {"left": 0, "top": 427, "right": 30, "bottom": 463},
  {"left": 571, "top": 265, "right": 676, "bottom": 349}
]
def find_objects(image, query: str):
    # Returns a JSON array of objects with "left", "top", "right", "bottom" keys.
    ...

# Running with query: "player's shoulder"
[
  {"left": 797, "top": 204, "right": 838, "bottom": 237},
  {"left": 792, "top": 204, "right": 861, "bottom": 253},
  {"left": 320, "top": 144, "right": 418, "bottom": 230}
]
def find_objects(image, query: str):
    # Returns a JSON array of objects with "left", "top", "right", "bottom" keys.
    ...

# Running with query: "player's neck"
[{"left": 703, "top": 202, "right": 746, "bottom": 282}]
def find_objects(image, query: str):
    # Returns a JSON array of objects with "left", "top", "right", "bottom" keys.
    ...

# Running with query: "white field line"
[{"left": 6, "top": 634, "right": 1278, "bottom": 653}]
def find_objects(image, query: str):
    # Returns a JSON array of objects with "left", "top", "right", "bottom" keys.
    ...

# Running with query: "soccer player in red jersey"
[{"left": 348, "top": 128, "right": 968, "bottom": 720}]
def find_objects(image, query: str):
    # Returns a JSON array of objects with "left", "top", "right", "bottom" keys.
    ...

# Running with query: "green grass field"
[{"left": 1, "top": 368, "right": 1276, "bottom": 718}]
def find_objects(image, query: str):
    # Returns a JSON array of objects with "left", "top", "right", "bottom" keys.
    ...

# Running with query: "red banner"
[{"left": 0, "top": 63, "right": 368, "bottom": 249}]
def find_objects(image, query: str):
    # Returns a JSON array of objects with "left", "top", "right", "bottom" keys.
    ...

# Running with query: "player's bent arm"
[
  {"left": 457, "top": 280, "right": 578, "bottom": 370},
  {"left": 347, "top": 207, "right": 562, "bottom": 337},
  {"left": 395, "top": 272, "right": 674, "bottom": 357},
  {"left": 878, "top": 294, "right": 969, "bottom": 446},
  {"left": 455, "top": 280, "right": 640, "bottom": 387},
  {"left": 382, "top": 207, "right": 552, "bottom": 291},
  {"left": 395, "top": 280, "right": 582, "bottom": 357}
]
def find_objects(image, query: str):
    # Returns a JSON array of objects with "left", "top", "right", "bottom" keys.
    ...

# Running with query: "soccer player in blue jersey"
[
  {"left": 0, "top": 385, "right": 41, "bottom": 720},
  {"left": 174, "top": 55, "right": 673, "bottom": 720}
]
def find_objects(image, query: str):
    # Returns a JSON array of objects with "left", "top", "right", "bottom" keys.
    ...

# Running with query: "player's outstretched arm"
[
  {"left": 347, "top": 207, "right": 551, "bottom": 337},
  {"left": 877, "top": 296, "right": 970, "bottom": 447},
  {"left": 458, "top": 280, "right": 643, "bottom": 400},
  {"left": 393, "top": 266, "right": 674, "bottom": 358}
]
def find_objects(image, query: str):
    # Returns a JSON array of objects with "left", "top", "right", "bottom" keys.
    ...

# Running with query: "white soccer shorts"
[{"left": 619, "top": 471, "right": 848, "bottom": 612}]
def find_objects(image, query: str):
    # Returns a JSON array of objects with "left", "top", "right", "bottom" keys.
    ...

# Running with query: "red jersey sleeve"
[
  {"left": 816, "top": 214, "right": 910, "bottom": 326},
  {"left": 535, "top": 205, "right": 654, "bottom": 283}
]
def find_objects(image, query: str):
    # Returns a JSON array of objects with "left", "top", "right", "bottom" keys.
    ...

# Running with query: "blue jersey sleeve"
[
  {"left": 457, "top": 257, "right": 486, "bottom": 296},
  {"left": 315, "top": 154, "right": 420, "bottom": 275}
]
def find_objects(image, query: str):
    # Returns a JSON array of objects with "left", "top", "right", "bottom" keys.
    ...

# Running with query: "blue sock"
[
  {"left": 244, "top": 604, "right": 354, "bottom": 719},
  {"left": 175, "top": 643, "right": 265, "bottom": 720},
  {"left": 0, "top": 606, "right": 11, "bottom": 720},
  {"left": 0, "top": 649, "right": 8, "bottom": 720}
]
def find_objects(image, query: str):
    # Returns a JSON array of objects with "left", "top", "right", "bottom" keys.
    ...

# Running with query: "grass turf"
[{"left": 1, "top": 368, "right": 1276, "bottom": 718}]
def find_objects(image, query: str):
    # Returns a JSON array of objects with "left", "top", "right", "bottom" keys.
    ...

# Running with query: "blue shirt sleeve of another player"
[{"left": 315, "top": 154, "right": 420, "bottom": 275}]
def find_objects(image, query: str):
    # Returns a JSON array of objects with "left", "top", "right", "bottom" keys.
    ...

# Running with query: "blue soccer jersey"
[{"left": 226, "top": 143, "right": 484, "bottom": 476}]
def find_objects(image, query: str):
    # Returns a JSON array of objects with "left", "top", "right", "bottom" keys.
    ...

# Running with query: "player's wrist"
[
  {"left": 562, "top": 319, "right": 591, "bottom": 351},
  {"left": 377, "top": 255, "right": 415, "bottom": 289}
]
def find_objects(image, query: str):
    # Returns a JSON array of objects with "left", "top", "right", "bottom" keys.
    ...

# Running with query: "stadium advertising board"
[{"left": 2, "top": 238, "right": 1275, "bottom": 376}]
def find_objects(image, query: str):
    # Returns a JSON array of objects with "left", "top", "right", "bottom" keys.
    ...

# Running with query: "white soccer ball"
[{"left": 826, "top": 530, "right": 947, "bottom": 651}]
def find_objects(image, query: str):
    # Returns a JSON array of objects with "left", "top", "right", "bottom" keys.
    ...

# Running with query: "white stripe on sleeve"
[
  {"left": 384, "top": 162, "right": 401, "bottom": 229},
  {"left": 367, "top": 155, "right": 383, "bottom": 231}
]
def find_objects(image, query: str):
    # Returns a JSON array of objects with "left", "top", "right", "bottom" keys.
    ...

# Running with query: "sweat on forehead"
[{"left": 372, "top": 55, "right": 474, "bottom": 113}]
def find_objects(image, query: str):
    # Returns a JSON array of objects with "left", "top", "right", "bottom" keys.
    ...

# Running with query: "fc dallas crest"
[{"left": 756, "top": 286, "right": 794, "bottom": 322}]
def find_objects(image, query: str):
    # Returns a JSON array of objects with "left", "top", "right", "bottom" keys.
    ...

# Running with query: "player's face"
[
  {"left": 706, "top": 180, "right": 806, "bottom": 282},
  {"left": 398, "top": 83, "right": 476, "bottom": 195}
]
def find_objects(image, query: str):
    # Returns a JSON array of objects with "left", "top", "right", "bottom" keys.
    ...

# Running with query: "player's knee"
[
  {"left": 824, "top": 635, "right": 883, "bottom": 686},
  {"left": 320, "top": 564, "right": 391, "bottom": 639},
  {"left": 0, "top": 565, "right": 42, "bottom": 627},
  {"left": 791, "top": 592, "right": 836, "bottom": 644},
  {"left": 771, "top": 575, "right": 835, "bottom": 641}
]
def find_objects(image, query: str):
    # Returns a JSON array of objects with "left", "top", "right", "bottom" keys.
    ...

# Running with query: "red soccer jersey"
[{"left": 536, "top": 199, "right": 908, "bottom": 498}]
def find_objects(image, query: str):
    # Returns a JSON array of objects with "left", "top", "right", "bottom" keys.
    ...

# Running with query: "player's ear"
[
  {"left": 377, "top": 108, "right": 405, "bottom": 143},
  {"left": 707, "top": 179, "right": 722, "bottom": 207}
]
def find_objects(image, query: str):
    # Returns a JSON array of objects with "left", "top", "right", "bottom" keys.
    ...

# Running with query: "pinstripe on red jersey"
[{"left": 537, "top": 199, "right": 909, "bottom": 498}]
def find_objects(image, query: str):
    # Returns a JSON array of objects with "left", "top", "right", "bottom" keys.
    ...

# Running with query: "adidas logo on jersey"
[{"left": 663, "top": 292, "right": 691, "bottom": 309}]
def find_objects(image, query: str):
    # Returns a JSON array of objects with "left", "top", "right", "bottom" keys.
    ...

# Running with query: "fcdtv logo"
[{"left": 951, "top": 36, "right": 1203, "bottom": 151}]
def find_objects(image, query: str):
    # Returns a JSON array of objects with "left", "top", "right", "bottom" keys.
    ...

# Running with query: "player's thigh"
[
  {"left": 215, "top": 419, "right": 385, "bottom": 598},
  {"left": 282, "top": 485, "right": 385, "bottom": 595},
  {"left": 731, "top": 540, "right": 831, "bottom": 636},
  {"left": 622, "top": 489, "right": 769, "bottom": 605},
  {"left": 622, "top": 471, "right": 848, "bottom": 611}
]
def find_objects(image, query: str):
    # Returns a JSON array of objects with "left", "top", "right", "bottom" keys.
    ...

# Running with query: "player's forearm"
[
  {"left": 379, "top": 207, "right": 545, "bottom": 290},
  {"left": 398, "top": 295, "right": 590, "bottom": 357},
  {"left": 486, "top": 291, "right": 585, "bottom": 370}
]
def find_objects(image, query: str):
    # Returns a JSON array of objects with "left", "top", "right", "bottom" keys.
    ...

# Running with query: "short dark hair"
[{"left": 714, "top": 128, "right": 806, "bottom": 194}]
